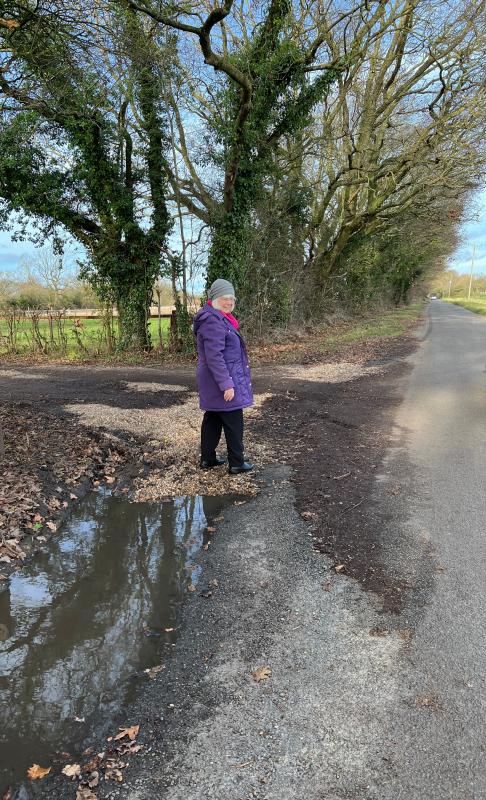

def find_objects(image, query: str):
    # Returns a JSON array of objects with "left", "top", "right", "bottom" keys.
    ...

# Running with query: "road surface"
[{"left": 373, "top": 300, "right": 486, "bottom": 798}]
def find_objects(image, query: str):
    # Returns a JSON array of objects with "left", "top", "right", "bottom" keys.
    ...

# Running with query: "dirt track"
[{"left": 1, "top": 330, "right": 424, "bottom": 799}]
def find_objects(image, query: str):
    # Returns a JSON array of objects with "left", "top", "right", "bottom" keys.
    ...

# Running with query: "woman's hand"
[{"left": 224, "top": 388, "right": 235, "bottom": 402}]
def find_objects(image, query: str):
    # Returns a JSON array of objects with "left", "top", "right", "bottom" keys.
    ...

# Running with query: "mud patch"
[{"left": 252, "top": 335, "right": 429, "bottom": 612}]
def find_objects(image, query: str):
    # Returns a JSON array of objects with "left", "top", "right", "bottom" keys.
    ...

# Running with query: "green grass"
[
  {"left": 321, "top": 303, "right": 424, "bottom": 349},
  {"left": 0, "top": 302, "right": 424, "bottom": 364},
  {"left": 443, "top": 297, "right": 486, "bottom": 316},
  {"left": 0, "top": 316, "right": 170, "bottom": 358}
]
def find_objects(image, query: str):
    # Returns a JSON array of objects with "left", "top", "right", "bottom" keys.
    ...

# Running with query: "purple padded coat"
[{"left": 193, "top": 303, "right": 254, "bottom": 412}]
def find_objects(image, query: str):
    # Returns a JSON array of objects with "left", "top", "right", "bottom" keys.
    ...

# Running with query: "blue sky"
[
  {"left": 447, "top": 187, "right": 486, "bottom": 276},
  {"left": 1, "top": 186, "right": 486, "bottom": 280}
]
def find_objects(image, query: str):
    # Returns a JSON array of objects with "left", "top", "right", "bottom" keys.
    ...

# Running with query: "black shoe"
[
  {"left": 200, "top": 457, "right": 226, "bottom": 469},
  {"left": 228, "top": 461, "right": 253, "bottom": 475}
]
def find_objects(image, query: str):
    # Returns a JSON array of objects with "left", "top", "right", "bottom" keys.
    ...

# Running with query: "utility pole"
[{"left": 468, "top": 244, "right": 476, "bottom": 300}]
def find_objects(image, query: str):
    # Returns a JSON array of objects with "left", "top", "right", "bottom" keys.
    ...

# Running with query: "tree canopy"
[{"left": 1, "top": 0, "right": 485, "bottom": 347}]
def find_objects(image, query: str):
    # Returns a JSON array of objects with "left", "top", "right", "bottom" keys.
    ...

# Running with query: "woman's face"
[{"left": 216, "top": 295, "right": 235, "bottom": 313}]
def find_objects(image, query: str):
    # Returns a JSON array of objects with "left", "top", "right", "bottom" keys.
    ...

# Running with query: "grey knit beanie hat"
[{"left": 208, "top": 278, "right": 235, "bottom": 301}]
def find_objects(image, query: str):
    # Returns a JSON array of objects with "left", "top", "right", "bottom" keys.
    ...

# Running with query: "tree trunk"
[
  {"left": 116, "top": 283, "right": 152, "bottom": 351},
  {"left": 205, "top": 174, "right": 253, "bottom": 304}
]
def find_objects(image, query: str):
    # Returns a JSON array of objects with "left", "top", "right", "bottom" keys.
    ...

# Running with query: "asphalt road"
[{"left": 375, "top": 300, "right": 486, "bottom": 799}]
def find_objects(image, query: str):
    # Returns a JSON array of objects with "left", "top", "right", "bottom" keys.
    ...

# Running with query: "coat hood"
[{"left": 193, "top": 303, "right": 218, "bottom": 335}]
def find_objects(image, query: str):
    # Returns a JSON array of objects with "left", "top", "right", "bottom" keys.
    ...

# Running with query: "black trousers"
[{"left": 201, "top": 409, "right": 244, "bottom": 467}]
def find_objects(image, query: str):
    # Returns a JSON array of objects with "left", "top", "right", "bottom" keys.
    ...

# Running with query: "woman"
[{"left": 193, "top": 279, "right": 253, "bottom": 474}]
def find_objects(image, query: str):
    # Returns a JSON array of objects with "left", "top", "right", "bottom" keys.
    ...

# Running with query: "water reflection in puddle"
[{"left": 0, "top": 490, "right": 232, "bottom": 792}]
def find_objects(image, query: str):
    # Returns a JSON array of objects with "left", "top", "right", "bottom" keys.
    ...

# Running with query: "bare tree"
[{"left": 298, "top": 0, "right": 486, "bottom": 296}]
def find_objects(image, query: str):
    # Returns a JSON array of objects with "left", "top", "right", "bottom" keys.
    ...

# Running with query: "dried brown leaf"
[
  {"left": 88, "top": 771, "right": 99, "bottom": 788},
  {"left": 62, "top": 763, "right": 81, "bottom": 778},
  {"left": 252, "top": 666, "right": 272, "bottom": 682},
  {"left": 27, "top": 764, "right": 51, "bottom": 780},
  {"left": 144, "top": 664, "right": 165, "bottom": 679},
  {"left": 114, "top": 724, "right": 139, "bottom": 741},
  {"left": 105, "top": 767, "right": 123, "bottom": 782},
  {"left": 82, "top": 756, "right": 101, "bottom": 773},
  {"left": 76, "top": 787, "right": 97, "bottom": 800}
]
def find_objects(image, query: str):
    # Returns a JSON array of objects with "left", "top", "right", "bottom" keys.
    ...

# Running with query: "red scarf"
[{"left": 207, "top": 299, "right": 239, "bottom": 330}]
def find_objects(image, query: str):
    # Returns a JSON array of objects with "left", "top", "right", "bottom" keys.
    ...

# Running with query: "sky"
[
  {"left": 447, "top": 187, "right": 486, "bottom": 276},
  {"left": 1, "top": 187, "right": 486, "bottom": 281}
]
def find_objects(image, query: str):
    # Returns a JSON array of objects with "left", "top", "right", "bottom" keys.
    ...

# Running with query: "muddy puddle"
[{"left": 0, "top": 489, "right": 234, "bottom": 793}]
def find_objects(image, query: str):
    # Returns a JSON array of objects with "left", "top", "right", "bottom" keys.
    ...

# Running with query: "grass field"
[
  {"left": 0, "top": 303, "right": 424, "bottom": 363},
  {"left": 444, "top": 297, "right": 486, "bottom": 316},
  {"left": 0, "top": 316, "right": 170, "bottom": 357}
]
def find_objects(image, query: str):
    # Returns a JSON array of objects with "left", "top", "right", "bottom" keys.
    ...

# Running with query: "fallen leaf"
[
  {"left": 164, "top": 627, "right": 175, "bottom": 632},
  {"left": 209, "top": 579, "right": 219, "bottom": 588},
  {"left": 62, "top": 763, "right": 81, "bottom": 778},
  {"left": 300, "top": 511, "right": 317, "bottom": 520},
  {"left": 82, "top": 756, "right": 101, "bottom": 773},
  {"left": 88, "top": 771, "right": 99, "bottom": 788},
  {"left": 188, "top": 584, "right": 197, "bottom": 593},
  {"left": 76, "top": 788, "right": 97, "bottom": 800},
  {"left": 46, "top": 521, "right": 57, "bottom": 532},
  {"left": 414, "top": 694, "right": 442, "bottom": 711},
  {"left": 114, "top": 724, "right": 139, "bottom": 741},
  {"left": 334, "top": 564, "right": 346, "bottom": 573},
  {"left": 105, "top": 476, "right": 116, "bottom": 484},
  {"left": 27, "top": 764, "right": 51, "bottom": 780},
  {"left": 118, "top": 742, "right": 142, "bottom": 755},
  {"left": 206, "top": 526, "right": 216, "bottom": 533},
  {"left": 144, "top": 664, "right": 165, "bottom": 679},
  {"left": 398, "top": 628, "right": 412, "bottom": 642},
  {"left": 203, "top": 541, "right": 211, "bottom": 551},
  {"left": 106, "top": 758, "right": 126, "bottom": 769},
  {"left": 0, "top": 18, "right": 21, "bottom": 30},
  {"left": 252, "top": 666, "right": 272, "bottom": 682},
  {"left": 105, "top": 767, "right": 123, "bottom": 782}
]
